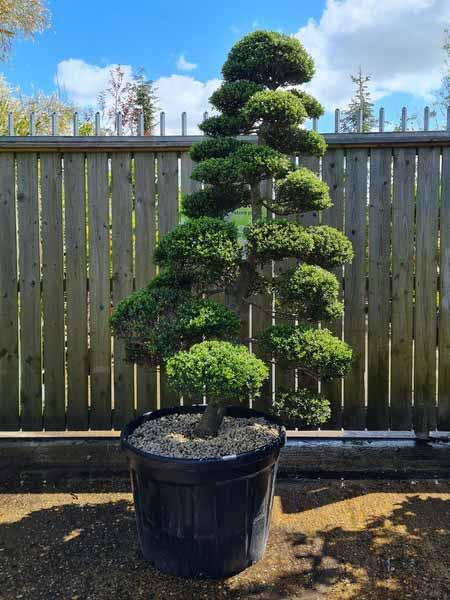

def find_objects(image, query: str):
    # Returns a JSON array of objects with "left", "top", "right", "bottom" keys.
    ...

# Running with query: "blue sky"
[{"left": 2, "top": 0, "right": 450, "bottom": 133}]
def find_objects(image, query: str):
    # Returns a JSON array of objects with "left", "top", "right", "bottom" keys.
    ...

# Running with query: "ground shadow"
[{"left": 0, "top": 482, "right": 449, "bottom": 599}]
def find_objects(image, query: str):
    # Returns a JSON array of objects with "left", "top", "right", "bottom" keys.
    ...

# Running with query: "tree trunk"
[{"left": 195, "top": 404, "right": 226, "bottom": 438}]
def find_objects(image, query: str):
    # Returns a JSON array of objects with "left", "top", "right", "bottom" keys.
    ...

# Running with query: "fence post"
[
  {"left": 424, "top": 106, "right": 430, "bottom": 132},
  {"left": 334, "top": 108, "right": 340, "bottom": 133},
  {"left": 73, "top": 112, "right": 79, "bottom": 136},
  {"left": 29, "top": 112, "right": 36, "bottom": 136},
  {"left": 379, "top": 107, "right": 385, "bottom": 132},
  {"left": 160, "top": 111, "right": 166, "bottom": 136},
  {"left": 7, "top": 112, "right": 14, "bottom": 136},
  {"left": 401, "top": 107, "right": 407, "bottom": 132},
  {"left": 51, "top": 112, "right": 58, "bottom": 136},
  {"left": 137, "top": 110, "right": 144, "bottom": 136},
  {"left": 95, "top": 112, "right": 101, "bottom": 136}
]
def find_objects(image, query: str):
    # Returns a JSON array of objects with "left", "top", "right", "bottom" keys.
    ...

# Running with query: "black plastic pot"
[{"left": 121, "top": 405, "right": 286, "bottom": 579}]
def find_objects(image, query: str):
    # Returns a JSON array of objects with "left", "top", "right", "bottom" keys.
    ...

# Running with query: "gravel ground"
[
  {"left": 127, "top": 414, "right": 281, "bottom": 459},
  {"left": 0, "top": 479, "right": 449, "bottom": 599}
]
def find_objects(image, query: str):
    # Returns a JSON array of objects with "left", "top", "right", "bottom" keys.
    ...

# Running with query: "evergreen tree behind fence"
[{"left": 0, "top": 112, "right": 450, "bottom": 433}]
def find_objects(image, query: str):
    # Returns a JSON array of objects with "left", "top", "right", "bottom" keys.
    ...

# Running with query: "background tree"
[
  {"left": 433, "top": 29, "right": 450, "bottom": 125},
  {"left": 0, "top": 0, "right": 50, "bottom": 60},
  {"left": 111, "top": 30, "right": 353, "bottom": 437},
  {"left": 0, "top": 74, "right": 78, "bottom": 134},
  {"left": 341, "top": 67, "right": 377, "bottom": 132},
  {"left": 98, "top": 65, "right": 158, "bottom": 135}
]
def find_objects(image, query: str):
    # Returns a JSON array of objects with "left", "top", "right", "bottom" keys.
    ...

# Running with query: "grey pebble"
[{"left": 127, "top": 413, "right": 280, "bottom": 459}]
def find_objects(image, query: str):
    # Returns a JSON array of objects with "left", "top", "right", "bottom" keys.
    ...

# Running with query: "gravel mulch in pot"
[{"left": 127, "top": 413, "right": 281, "bottom": 459}]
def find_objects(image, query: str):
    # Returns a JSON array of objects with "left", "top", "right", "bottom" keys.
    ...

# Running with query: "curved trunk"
[{"left": 194, "top": 403, "right": 226, "bottom": 438}]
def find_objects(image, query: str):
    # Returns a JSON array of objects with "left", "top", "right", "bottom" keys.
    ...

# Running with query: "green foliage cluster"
[
  {"left": 111, "top": 29, "right": 355, "bottom": 433},
  {"left": 110, "top": 275, "right": 240, "bottom": 364},
  {"left": 261, "top": 324, "right": 353, "bottom": 381},
  {"left": 273, "top": 168, "right": 332, "bottom": 214},
  {"left": 183, "top": 186, "right": 250, "bottom": 219},
  {"left": 221, "top": 30, "right": 315, "bottom": 88},
  {"left": 305, "top": 226, "right": 354, "bottom": 269},
  {"left": 271, "top": 389, "right": 331, "bottom": 427},
  {"left": 154, "top": 217, "right": 242, "bottom": 288},
  {"left": 166, "top": 341, "right": 269, "bottom": 405},
  {"left": 246, "top": 220, "right": 314, "bottom": 263},
  {"left": 274, "top": 264, "right": 343, "bottom": 321}
]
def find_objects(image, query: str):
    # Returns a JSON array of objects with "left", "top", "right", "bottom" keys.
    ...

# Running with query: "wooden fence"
[{"left": 0, "top": 131, "right": 450, "bottom": 432}]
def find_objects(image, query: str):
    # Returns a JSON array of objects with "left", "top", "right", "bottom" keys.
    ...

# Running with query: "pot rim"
[{"left": 121, "top": 404, "right": 286, "bottom": 467}]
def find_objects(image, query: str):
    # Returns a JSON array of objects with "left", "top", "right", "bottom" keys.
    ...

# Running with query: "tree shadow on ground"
[{"left": 0, "top": 483, "right": 449, "bottom": 599}]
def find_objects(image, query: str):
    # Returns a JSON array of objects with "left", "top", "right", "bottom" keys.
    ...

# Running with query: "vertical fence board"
[
  {"left": 179, "top": 153, "right": 203, "bottom": 406},
  {"left": 439, "top": 147, "right": 450, "bottom": 429},
  {"left": 391, "top": 148, "right": 415, "bottom": 429},
  {"left": 367, "top": 148, "right": 391, "bottom": 429},
  {"left": 343, "top": 149, "right": 367, "bottom": 429},
  {"left": 0, "top": 153, "right": 19, "bottom": 429},
  {"left": 157, "top": 152, "right": 180, "bottom": 409},
  {"left": 17, "top": 153, "right": 42, "bottom": 430},
  {"left": 135, "top": 152, "right": 158, "bottom": 414},
  {"left": 111, "top": 153, "right": 134, "bottom": 427},
  {"left": 41, "top": 153, "right": 65, "bottom": 429},
  {"left": 65, "top": 153, "right": 89, "bottom": 429},
  {"left": 252, "top": 179, "right": 273, "bottom": 411},
  {"left": 87, "top": 153, "right": 111, "bottom": 428},
  {"left": 414, "top": 148, "right": 440, "bottom": 434},
  {"left": 322, "top": 149, "right": 345, "bottom": 428}
]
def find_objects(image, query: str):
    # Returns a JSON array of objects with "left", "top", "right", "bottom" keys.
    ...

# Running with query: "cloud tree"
[{"left": 111, "top": 30, "right": 354, "bottom": 437}]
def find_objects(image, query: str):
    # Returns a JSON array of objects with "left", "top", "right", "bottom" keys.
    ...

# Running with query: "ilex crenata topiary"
[{"left": 111, "top": 29, "right": 354, "bottom": 436}]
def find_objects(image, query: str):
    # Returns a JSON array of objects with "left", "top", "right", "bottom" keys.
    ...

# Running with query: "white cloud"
[
  {"left": 54, "top": 59, "right": 133, "bottom": 106},
  {"left": 176, "top": 54, "right": 197, "bottom": 72},
  {"left": 294, "top": 0, "right": 450, "bottom": 109},
  {"left": 155, "top": 74, "right": 220, "bottom": 133},
  {"left": 55, "top": 58, "right": 220, "bottom": 134}
]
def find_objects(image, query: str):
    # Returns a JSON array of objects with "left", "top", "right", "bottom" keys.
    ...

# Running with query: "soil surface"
[
  {"left": 128, "top": 414, "right": 280, "bottom": 459},
  {"left": 0, "top": 479, "right": 449, "bottom": 599}
]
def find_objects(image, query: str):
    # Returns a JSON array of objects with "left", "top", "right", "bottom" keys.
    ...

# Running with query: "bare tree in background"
[{"left": 98, "top": 65, "right": 158, "bottom": 135}]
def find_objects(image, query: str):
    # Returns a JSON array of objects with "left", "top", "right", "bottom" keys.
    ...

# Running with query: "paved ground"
[{"left": 0, "top": 479, "right": 449, "bottom": 599}]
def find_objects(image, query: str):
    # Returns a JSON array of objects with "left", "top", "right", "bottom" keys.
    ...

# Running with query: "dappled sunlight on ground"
[{"left": 0, "top": 480, "right": 448, "bottom": 599}]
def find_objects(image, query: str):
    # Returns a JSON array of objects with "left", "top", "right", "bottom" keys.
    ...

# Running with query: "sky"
[{"left": 2, "top": 0, "right": 450, "bottom": 133}]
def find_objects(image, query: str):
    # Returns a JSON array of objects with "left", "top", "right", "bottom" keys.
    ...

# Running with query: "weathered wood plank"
[
  {"left": 179, "top": 152, "right": 203, "bottom": 407},
  {"left": 414, "top": 148, "right": 440, "bottom": 435},
  {"left": 65, "top": 153, "right": 89, "bottom": 429},
  {"left": 251, "top": 180, "right": 273, "bottom": 411},
  {"left": 343, "top": 149, "right": 368, "bottom": 429},
  {"left": 391, "top": 148, "right": 415, "bottom": 429},
  {"left": 87, "top": 153, "right": 111, "bottom": 428},
  {"left": 41, "top": 153, "right": 65, "bottom": 430},
  {"left": 157, "top": 152, "right": 180, "bottom": 409},
  {"left": 111, "top": 153, "right": 134, "bottom": 427},
  {"left": 16, "top": 153, "right": 42, "bottom": 430},
  {"left": 180, "top": 153, "right": 201, "bottom": 201},
  {"left": 134, "top": 152, "right": 157, "bottom": 414},
  {"left": 297, "top": 155, "right": 320, "bottom": 400},
  {"left": 0, "top": 153, "right": 19, "bottom": 429},
  {"left": 321, "top": 149, "right": 345, "bottom": 428},
  {"left": 439, "top": 147, "right": 450, "bottom": 429},
  {"left": 367, "top": 149, "right": 391, "bottom": 429},
  {"left": 1, "top": 131, "right": 450, "bottom": 152}
]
